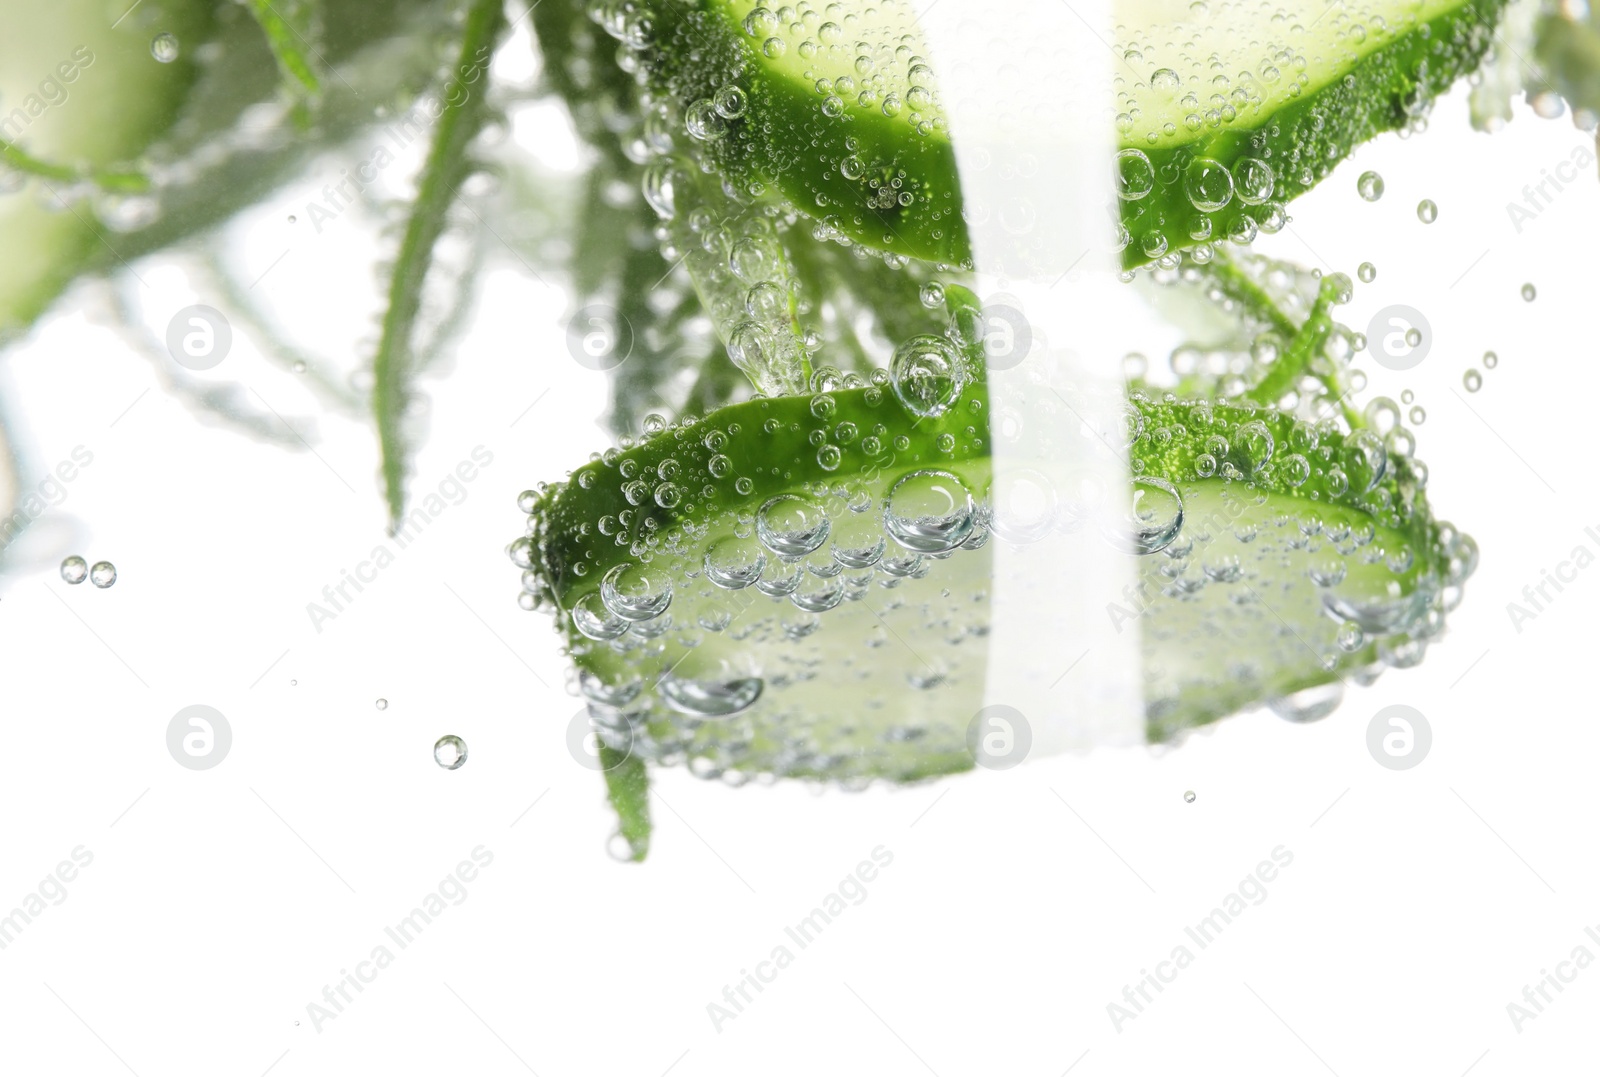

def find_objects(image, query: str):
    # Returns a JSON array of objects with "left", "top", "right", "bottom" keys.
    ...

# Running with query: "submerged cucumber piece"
[
  {"left": 610, "top": 0, "right": 1507, "bottom": 270},
  {"left": 514, "top": 384, "right": 1475, "bottom": 850}
]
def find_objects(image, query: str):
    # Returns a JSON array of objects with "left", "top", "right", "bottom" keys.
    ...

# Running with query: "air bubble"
[
  {"left": 884, "top": 470, "right": 976, "bottom": 553},
  {"left": 890, "top": 334, "right": 962, "bottom": 418},
  {"left": 1114, "top": 148, "right": 1155, "bottom": 201},
  {"left": 714, "top": 85, "right": 748, "bottom": 119},
  {"left": 600, "top": 563, "right": 673, "bottom": 621},
  {"left": 831, "top": 511, "right": 887, "bottom": 568},
  {"left": 1184, "top": 157, "right": 1234, "bottom": 212},
  {"left": 60, "top": 556, "right": 88, "bottom": 584},
  {"left": 433, "top": 735, "right": 468, "bottom": 770},
  {"left": 1463, "top": 368, "right": 1482, "bottom": 392},
  {"left": 1128, "top": 476, "right": 1184, "bottom": 554},
  {"left": 1416, "top": 199, "right": 1437, "bottom": 223},
  {"left": 151, "top": 32, "right": 180, "bottom": 63},
  {"left": 572, "top": 591, "right": 628, "bottom": 640},
  {"left": 1234, "top": 157, "right": 1275, "bottom": 204},
  {"left": 659, "top": 674, "right": 763, "bottom": 718},
  {"left": 704, "top": 536, "right": 766, "bottom": 588},
  {"left": 757, "top": 494, "right": 830, "bottom": 556},
  {"left": 1357, "top": 171, "right": 1384, "bottom": 201}
]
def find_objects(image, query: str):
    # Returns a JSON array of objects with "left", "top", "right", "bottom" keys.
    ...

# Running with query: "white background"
[{"left": 1, "top": 30, "right": 1597, "bottom": 1077}]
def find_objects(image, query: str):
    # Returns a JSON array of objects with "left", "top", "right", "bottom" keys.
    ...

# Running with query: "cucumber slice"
[
  {"left": 622, "top": 0, "right": 1506, "bottom": 269},
  {"left": 514, "top": 385, "right": 1475, "bottom": 851},
  {"left": 1111, "top": 0, "right": 1508, "bottom": 265}
]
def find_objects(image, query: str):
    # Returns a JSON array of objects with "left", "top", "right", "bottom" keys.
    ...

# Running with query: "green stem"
[
  {"left": 245, "top": 0, "right": 322, "bottom": 97},
  {"left": 1208, "top": 253, "right": 1362, "bottom": 428},
  {"left": 1246, "top": 282, "right": 1335, "bottom": 407},
  {"left": 0, "top": 144, "right": 147, "bottom": 194},
  {"left": 599, "top": 744, "right": 651, "bottom": 861},
  {"left": 372, "top": 0, "right": 504, "bottom": 530},
  {"left": 1203, "top": 251, "right": 1297, "bottom": 341}
]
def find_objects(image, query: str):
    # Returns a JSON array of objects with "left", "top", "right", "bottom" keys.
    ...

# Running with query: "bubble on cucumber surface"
[
  {"left": 890, "top": 335, "right": 962, "bottom": 418},
  {"left": 151, "top": 32, "right": 180, "bottom": 63},
  {"left": 884, "top": 470, "right": 976, "bottom": 554}
]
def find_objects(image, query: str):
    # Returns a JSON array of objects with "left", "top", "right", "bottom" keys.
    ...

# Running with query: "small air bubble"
[
  {"left": 433, "top": 735, "right": 467, "bottom": 770},
  {"left": 1416, "top": 199, "right": 1437, "bottom": 223},
  {"left": 151, "top": 32, "right": 180, "bottom": 63}
]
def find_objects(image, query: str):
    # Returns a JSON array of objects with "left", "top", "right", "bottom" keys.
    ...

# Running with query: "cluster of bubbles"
[
  {"left": 567, "top": 496, "right": 989, "bottom": 781},
  {"left": 59, "top": 556, "right": 117, "bottom": 588},
  {"left": 1114, "top": 144, "right": 1286, "bottom": 264},
  {"left": 738, "top": 0, "right": 949, "bottom": 136}
]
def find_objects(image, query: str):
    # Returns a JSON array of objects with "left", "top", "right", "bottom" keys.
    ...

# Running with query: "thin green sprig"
[{"left": 372, "top": 0, "right": 506, "bottom": 531}]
